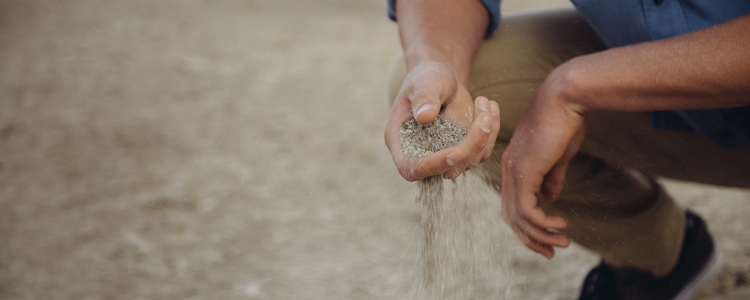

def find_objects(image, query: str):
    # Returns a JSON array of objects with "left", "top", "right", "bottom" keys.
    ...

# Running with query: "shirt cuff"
[{"left": 387, "top": 0, "right": 501, "bottom": 38}]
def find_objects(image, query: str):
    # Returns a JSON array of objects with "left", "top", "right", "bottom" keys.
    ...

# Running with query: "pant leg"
[{"left": 387, "top": 8, "right": 687, "bottom": 277}]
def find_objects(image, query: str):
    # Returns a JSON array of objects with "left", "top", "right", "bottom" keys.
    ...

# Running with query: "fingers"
[
  {"left": 400, "top": 148, "right": 465, "bottom": 182},
  {"left": 518, "top": 215, "right": 570, "bottom": 247},
  {"left": 443, "top": 97, "right": 499, "bottom": 178},
  {"left": 510, "top": 221, "right": 570, "bottom": 258},
  {"left": 470, "top": 98, "right": 500, "bottom": 169},
  {"left": 502, "top": 208, "right": 552, "bottom": 257},
  {"left": 480, "top": 100, "right": 500, "bottom": 163},
  {"left": 502, "top": 157, "right": 570, "bottom": 258},
  {"left": 442, "top": 104, "right": 492, "bottom": 178},
  {"left": 502, "top": 196, "right": 570, "bottom": 258},
  {"left": 517, "top": 232, "right": 555, "bottom": 258},
  {"left": 518, "top": 200, "right": 568, "bottom": 230}
]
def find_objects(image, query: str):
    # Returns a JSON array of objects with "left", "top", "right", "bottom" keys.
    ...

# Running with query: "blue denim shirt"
[{"left": 387, "top": 0, "right": 750, "bottom": 150}]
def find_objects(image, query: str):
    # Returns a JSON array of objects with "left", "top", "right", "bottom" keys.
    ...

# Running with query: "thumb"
[{"left": 410, "top": 91, "right": 442, "bottom": 124}]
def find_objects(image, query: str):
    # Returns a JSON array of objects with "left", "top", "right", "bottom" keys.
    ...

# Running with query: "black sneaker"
[{"left": 578, "top": 211, "right": 722, "bottom": 300}]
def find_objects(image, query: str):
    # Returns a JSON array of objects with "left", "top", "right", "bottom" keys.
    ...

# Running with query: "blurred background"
[{"left": 2, "top": 0, "right": 750, "bottom": 299}]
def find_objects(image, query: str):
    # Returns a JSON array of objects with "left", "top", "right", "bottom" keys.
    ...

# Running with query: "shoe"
[{"left": 578, "top": 211, "right": 723, "bottom": 300}]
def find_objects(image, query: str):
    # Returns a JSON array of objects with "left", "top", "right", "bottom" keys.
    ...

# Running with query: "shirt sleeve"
[{"left": 387, "top": 0, "right": 502, "bottom": 38}]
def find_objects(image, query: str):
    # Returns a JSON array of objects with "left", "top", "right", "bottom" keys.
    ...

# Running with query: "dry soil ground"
[{"left": 2, "top": 0, "right": 750, "bottom": 299}]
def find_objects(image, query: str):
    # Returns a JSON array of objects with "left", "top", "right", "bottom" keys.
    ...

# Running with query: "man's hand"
[
  {"left": 385, "top": 61, "right": 500, "bottom": 181},
  {"left": 387, "top": 0, "right": 493, "bottom": 181},
  {"left": 500, "top": 70, "right": 586, "bottom": 258}
]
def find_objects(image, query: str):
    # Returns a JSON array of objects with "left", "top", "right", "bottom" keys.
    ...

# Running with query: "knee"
[{"left": 555, "top": 154, "right": 660, "bottom": 216}]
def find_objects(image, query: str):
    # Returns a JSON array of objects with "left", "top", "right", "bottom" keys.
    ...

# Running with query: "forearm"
[
  {"left": 396, "top": 0, "right": 489, "bottom": 85},
  {"left": 556, "top": 13, "right": 750, "bottom": 113}
]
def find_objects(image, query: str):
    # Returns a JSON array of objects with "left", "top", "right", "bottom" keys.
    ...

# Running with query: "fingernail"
[
  {"left": 490, "top": 101, "right": 499, "bottom": 116},
  {"left": 481, "top": 116, "right": 492, "bottom": 132},
  {"left": 415, "top": 103, "right": 436, "bottom": 118},
  {"left": 446, "top": 152, "right": 459, "bottom": 166},
  {"left": 478, "top": 98, "right": 489, "bottom": 112}
]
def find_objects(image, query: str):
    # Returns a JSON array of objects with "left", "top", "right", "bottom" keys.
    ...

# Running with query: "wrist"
[
  {"left": 404, "top": 45, "right": 446, "bottom": 69},
  {"left": 544, "top": 60, "right": 590, "bottom": 116},
  {"left": 404, "top": 45, "right": 472, "bottom": 85}
]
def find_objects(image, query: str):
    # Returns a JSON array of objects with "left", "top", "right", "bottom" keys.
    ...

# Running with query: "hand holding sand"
[{"left": 385, "top": 61, "right": 500, "bottom": 181}]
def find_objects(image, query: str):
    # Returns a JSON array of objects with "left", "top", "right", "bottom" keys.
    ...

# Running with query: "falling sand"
[{"left": 400, "top": 116, "right": 512, "bottom": 299}]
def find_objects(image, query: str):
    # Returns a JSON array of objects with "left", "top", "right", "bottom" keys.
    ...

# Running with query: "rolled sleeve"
[{"left": 386, "top": 0, "right": 501, "bottom": 38}]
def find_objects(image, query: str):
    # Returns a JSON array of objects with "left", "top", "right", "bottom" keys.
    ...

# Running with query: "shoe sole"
[{"left": 673, "top": 237, "right": 723, "bottom": 300}]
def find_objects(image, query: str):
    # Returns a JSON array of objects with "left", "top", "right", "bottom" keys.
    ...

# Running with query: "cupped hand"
[
  {"left": 385, "top": 61, "right": 500, "bottom": 181},
  {"left": 500, "top": 71, "right": 588, "bottom": 258}
]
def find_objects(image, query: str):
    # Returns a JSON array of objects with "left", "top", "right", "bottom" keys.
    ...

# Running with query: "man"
[{"left": 384, "top": 0, "right": 750, "bottom": 299}]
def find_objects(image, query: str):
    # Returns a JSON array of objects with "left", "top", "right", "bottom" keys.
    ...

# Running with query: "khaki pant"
[{"left": 387, "top": 8, "right": 750, "bottom": 277}]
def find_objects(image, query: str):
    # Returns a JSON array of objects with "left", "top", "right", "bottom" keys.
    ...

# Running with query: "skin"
[{"left": 386, "top": 0, "right": 750, "bottom": 259}]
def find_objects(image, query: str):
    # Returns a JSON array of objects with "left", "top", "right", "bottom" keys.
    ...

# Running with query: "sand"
[
  {"left": 414, "top": 173, "right": 512, "bottom": 299},
  {"left": 399, "top": 116, "right": 468, "bottom": 158}
]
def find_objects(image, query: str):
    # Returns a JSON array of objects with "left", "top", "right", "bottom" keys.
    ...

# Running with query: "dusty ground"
[{"left": 1, "top": 0, "right": 750, "bottom": 299}]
